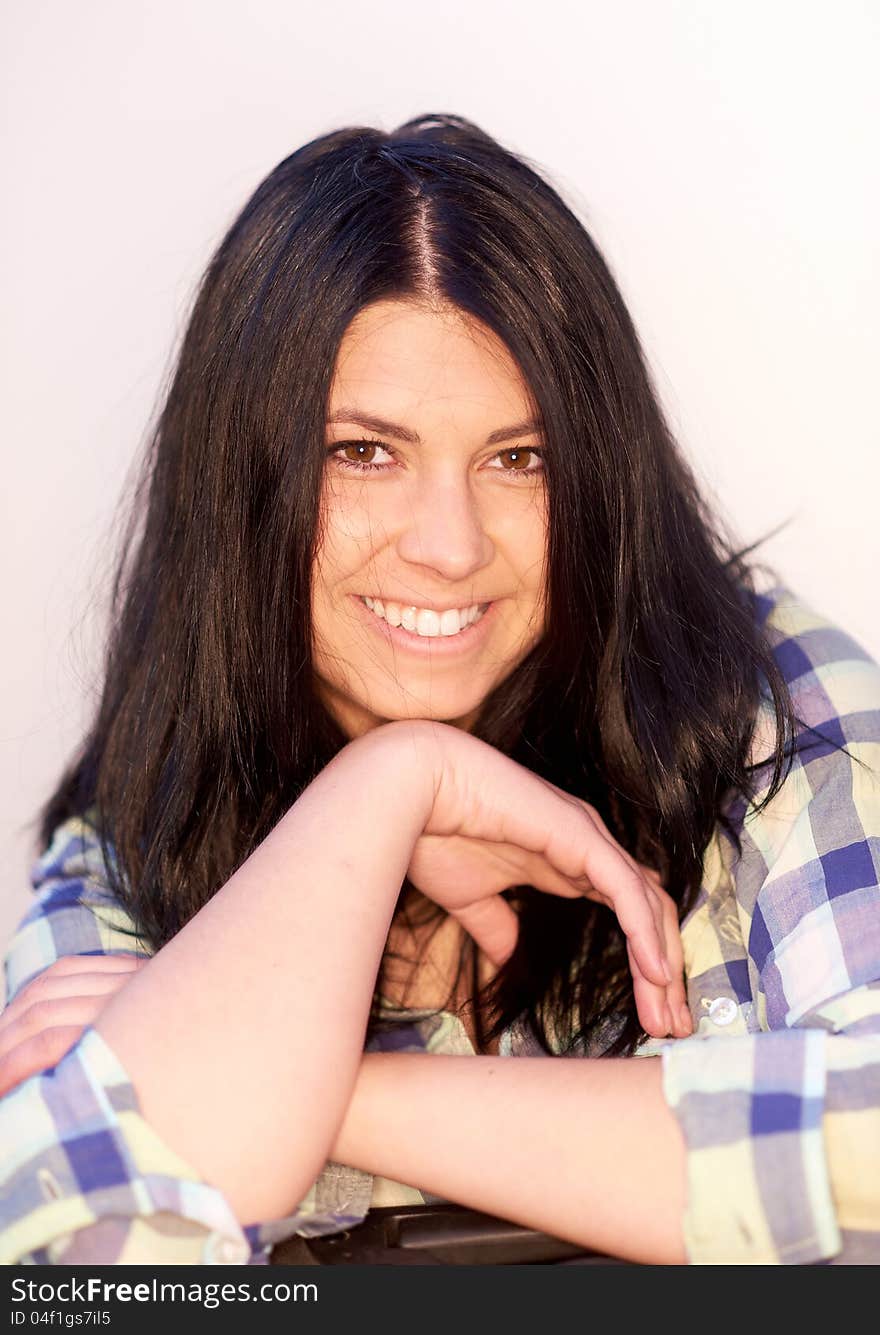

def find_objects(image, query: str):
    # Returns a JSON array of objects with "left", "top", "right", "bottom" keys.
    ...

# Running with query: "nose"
[{"left": 394, "top": 472, "right": 494, "bottom": 582}]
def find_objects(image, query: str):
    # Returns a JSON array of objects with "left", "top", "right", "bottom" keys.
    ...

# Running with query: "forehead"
[{"left": 328, "top": 300, "right": 537, "bottom": 424}]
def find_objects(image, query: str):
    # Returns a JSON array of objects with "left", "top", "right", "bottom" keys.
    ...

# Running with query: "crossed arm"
[
  {"left": 330, "top": 1048, "right": 687, "bottom": 1264},
  {"left": 3, "top": 720, "right": 689, "bottom": 1264}
]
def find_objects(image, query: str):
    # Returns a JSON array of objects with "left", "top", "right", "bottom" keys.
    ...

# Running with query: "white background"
[{"left": 1, "top": 0, "right": 878, "bottom": 962}]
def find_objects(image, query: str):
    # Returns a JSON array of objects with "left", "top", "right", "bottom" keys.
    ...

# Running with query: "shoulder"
[
  {"left": 29, "top": 805, "right": 118, "bottom": 893},
  {"left": 744, "top": 581, "right": 880, "bottom": 777},
  {"left": 724, "top": 584, "right": 880, "bottom": 1019},
  {"left": 717, "top": 580, "right": 880, "bottom": 944},
  {"left": 752, "top": 581, "right": 878, "bottom": 684}
]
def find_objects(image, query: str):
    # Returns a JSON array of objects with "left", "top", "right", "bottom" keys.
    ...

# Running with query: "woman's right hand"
[
  {"left": 0, "top": 954, "right": 149, "bottom": 1098},
  {"left": 384, "top": 720, "right": 689, "bottom": 1039}
]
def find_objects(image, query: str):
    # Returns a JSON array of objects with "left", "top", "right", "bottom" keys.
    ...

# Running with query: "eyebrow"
[{"left": 325, "top": 409, "right": 543, "bottom": 446}]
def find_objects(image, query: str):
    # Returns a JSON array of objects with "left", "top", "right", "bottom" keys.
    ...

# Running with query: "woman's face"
[{"left": 312, "top": 299, "right": 548, "bottom": 739}]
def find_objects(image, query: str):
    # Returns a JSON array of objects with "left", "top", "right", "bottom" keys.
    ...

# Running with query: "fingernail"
[{"left": 679, "top": 1004, "right": 692, "bottom": 1033}]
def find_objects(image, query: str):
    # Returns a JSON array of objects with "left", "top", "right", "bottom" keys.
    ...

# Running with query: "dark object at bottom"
[{"left": 269, "top": 1202, "right": 630, "bottom": 1265}]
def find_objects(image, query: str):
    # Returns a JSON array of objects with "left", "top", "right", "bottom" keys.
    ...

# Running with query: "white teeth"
[
  {"left": 415, "top": 608, "right": 440, "bottom": 636},
  {"left": 362, "top": 597, "right": 486, "bottom": 638},
  {"left": 439, "top": 609, "right": 461, "bottom": 636}
]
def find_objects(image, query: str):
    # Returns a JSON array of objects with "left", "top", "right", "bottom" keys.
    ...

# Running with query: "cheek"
[
  {"left": 497, "top": 498, "right": 547, "bottom": 589},
  {"left": 312, "top": 502, "right": 371, "bottom": 597},
  {"left": 319, "top": 487, "right": 392, "bottom": 563}
]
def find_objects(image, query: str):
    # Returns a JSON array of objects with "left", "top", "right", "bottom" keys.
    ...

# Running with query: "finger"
[
  {"left": 627, "top": 941, "right": 673, "bottom": 1037},
  {"left": 431, "top": 829, "right": 675, "bottom": 1031},
  {"left": 0, "top": 996, "right": 107, "bottom": 1064},
  {"left": 526, "top": 858, "right": 677, "bottom": 1011},
  {"left": 450, "top": 895, "right": 520, "bottom": 968},
  {"left": 431, "top": 747, "right": 670, "bottom": 984},
  {"left": 636, "top": 861, "right": 667, "bottom": 890},
  {"left": 628, "top": 863, "right": 690, "bottom": 1034},
  {"left": 629, "top": 896, "right": 692, "bottom": 1039},
  {"left": 659, "top": 892, "right": 691, "bottom": 1036},
  {"left": 518, "top": 857, "right": 680, "bottom": 1027},
  {"left": 29, "top": 953, "right": 148, "bottom": 977},
  {"left": 640, "top": 883, "right": 689, "bottom": 1036},
  {"left": 634, "top": 879, "right": 688, "bottom": 1035},
  {"left": 1, "top": 958, "right": 148, "bottom": 1031},
  {"left": 631, "top": 959, "right": 690, "bottom": 1039},
  {"left": 489, "top": 844, "right": 584, "bottom": 901},
  {"left": 511, "top": 852, "right": 674, "bottom": 1017},
  {"left": 523, "top": 845, "right": 663, "bottom": 918},
  {"left": 518, "top": 852, "right": 588, "bottom": 901},
  {"left": 0, "top": 1025, "right": 87, "bottom": 1100},
  {"left": 12, "top": 966, "right": 146, "bottom": 1003},
  {"left": 489, "top": 780, "right": 678, "bottom": 1019},
  {"left": 3, "top": 954, "right": 148, "bottom": 1003},
  {"left": 525, "top": 851, "right": 680, "bottom": 1038},
  {"left": 583, "top": 851, "right": 668, "bottom": 987},
  {"left": 539, "top": 803, "right": 670, "bottom": 986},
  {"left": 568, "top": 800, "right": 666, "bottom": 895},
  {"left": 1, "top": 967, "right": 148, "bottom": 1027}
]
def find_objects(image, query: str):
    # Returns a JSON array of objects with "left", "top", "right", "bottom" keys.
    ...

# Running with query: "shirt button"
[
  {"left": 205, "top": 1233, "right": 250, "bottom": 1264},
  {"left": 37, "top": 1168, "right": 63, "bottom": 1201},
  {"left": 707, "top": 996, "right": 738, "bottom": 1027}
]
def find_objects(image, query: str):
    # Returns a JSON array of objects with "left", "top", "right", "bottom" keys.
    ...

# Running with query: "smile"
[{"left": 360, "top": 596, "right": 489, "bottom": 638}]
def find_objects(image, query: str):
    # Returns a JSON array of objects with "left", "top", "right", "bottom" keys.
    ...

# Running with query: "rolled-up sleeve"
[
  {"left": 0, "top": 1026, "right": 254, "bottom": 1263},
  {"left": 662, "top": 591, "right": 880, "bottom": 1264}
]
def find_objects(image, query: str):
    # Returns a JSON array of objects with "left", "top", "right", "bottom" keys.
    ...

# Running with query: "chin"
[
  {"left": 364, "top": 686, "right": 487, "bottom": 728},
  {"left": 382, "top": 702, "right": 483, "bottom": 727}
]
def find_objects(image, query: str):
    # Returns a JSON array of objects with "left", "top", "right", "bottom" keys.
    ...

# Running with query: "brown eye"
[
  {"left": 341, "top": 442, "right": 378, "bottom": 464},
  {"left": 497, "top": 447, "right": 542, "bottom": 473},
  {"left": 326, "top": 438, "right": 396, "bottom": 475},
  {"left": 502, "top": 449, "right": 529, "bottom": 470}
]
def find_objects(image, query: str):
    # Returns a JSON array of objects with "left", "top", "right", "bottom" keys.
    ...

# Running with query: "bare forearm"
[
  {"left": 330, "top": 1051, "right": 688, "bottom": 1264},
  {"left": 94, "top": 726, "right": 430, "bottom": 1222}
]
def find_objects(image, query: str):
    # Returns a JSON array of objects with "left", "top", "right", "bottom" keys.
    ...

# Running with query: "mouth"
[
  {"left": 352, "top": 594, "right": 497, "bottom": 653},
  {"left": 360, "top": 596, "right": 489, "bottom": 637}
]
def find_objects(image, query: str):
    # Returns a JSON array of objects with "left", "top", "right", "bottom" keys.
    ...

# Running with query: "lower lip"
[{"left": 351, "top": 596, "right": 499, "bottom": 657}]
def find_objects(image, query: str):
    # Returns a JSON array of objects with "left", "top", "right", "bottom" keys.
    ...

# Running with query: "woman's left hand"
[{"left": 408, "top": 815, "right": 691, "bottom": 1041}]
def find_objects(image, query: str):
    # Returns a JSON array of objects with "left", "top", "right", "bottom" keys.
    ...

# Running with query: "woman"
[{"left": 1, "top": 114, "right": 878, "bottom": 1266}]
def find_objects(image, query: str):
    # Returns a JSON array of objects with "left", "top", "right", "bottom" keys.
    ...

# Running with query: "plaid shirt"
[{"left": 2, "top": 583, "right": 879, "bottom": 1265}]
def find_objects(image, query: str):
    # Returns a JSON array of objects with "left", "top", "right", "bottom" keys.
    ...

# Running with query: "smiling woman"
[
  {"left": 313, "top": 300, "right": 548, "bottom": 738},
  {"left": 1, "top": 113, "right": 879, "bottom": 1267}
]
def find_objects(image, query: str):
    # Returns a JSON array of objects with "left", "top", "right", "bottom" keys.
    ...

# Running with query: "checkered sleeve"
[
  {"left": 662, "top": 587, "right": 880, "bottom": 1264},
  {"left": 0, "top": 814, "right": 375, "bottom": 1264}
]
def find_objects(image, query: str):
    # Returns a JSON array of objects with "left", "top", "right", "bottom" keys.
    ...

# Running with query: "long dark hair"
[{"left": 37, "top": 113, "right": 826, "bottom": 1056}]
